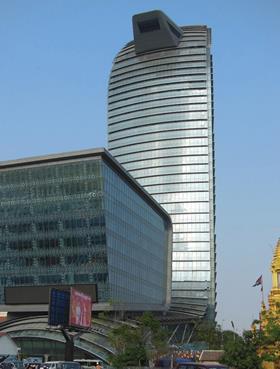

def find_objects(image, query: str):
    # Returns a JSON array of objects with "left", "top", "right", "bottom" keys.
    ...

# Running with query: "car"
[
  {"left": 74, "top": 360, "right": 103, "bottom": 369},
  {"left": 176, "top": 363, "right": 228, "bottom": 369},
  {"left": 0, "top": 363, "right": 17, "bottom": 369},
  {"left": 42, "top": 362, "right": 81, "bottom": 369}
]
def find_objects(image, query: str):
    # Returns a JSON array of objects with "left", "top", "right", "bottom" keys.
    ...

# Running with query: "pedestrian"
[{"left": 95, "top": 363, "right": 102, "bottom": 369}]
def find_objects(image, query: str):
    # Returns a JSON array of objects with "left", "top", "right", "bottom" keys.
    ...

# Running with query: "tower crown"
[{"left": 132, "top": 10, "right": 183, "bottom": 54}]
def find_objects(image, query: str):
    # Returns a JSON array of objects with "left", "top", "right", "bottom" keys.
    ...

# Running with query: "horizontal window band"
[
  {"left": 119, "top": 36, "right": 207, "bottom": 54},
  {"left": 109, "top": 77, "right": 207, "bottom": 94},
  {"left": 109, "top": 119, "right": 208, "bottom": 133},
  {"left": 109, "top": 115, "right": 208, "bottom": 131},
  {"left": 108, "top": 110, "right": 208, "bottom": 126},
  {"left": 110, "top": 70, "right": 207, "bottom": 88},
  {"left": 108, "top": 94, "right": 207, "bottom": 113},
  {"left": 126, "top": 165, "right": 209, "bottom": 174},
  {"left": 109, "top": 123, "right": 209, "bottom": 138},
  {"left": 108, "top": 87, "right": 207, "bottom": 104},
  {"left": 114, "top": 46, "right": 207, "bottom": 64},
  {"left": 110, "top": 137, "right": 209, "bottom": 151},
  {"left": 121, "top": 156, "right": 209, "bottom": 166},
  {"left": 112, "top": 54, "right": 208, "bottom": 76},
  {"left": 110, "top": 145, "right": 208, "bottom": 157},
  {"left": 116, "top": 40, "right": 207, "bottom": 59},
  {"left": 109, "top": 129, "right": 208, "bottom": 144},
  {"left": 108, "top": 101, "right": 208, "bottom": 119},
  {"left": 108, "top": 83, "right": 208, "bottom": 101},
  {"left": 111, "top": 55, "right": 207, "bottom": 75},
  {"left": 110, "top": 63, "right": 206, "bottom": 82}
]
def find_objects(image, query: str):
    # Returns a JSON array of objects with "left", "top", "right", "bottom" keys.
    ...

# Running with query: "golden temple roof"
[{"left": 271, "top": 239, "right": 280, "bottom": 270}]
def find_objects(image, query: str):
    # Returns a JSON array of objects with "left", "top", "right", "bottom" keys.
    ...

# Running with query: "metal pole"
[
  {"left": 168, "top": 324, "right": 180, "bottom": 344},
  {"left": 61, "top": 329, "right": 74, "bottom": 361}
]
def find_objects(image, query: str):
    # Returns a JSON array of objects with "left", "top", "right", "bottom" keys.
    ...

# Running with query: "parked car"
[
  {"left": 176, "top": 363, "right": 228, "bottom": 369},
  {"left": 0, "top": 363, "right": 17, "bottom": 369},
  {"left": 42, "top": 362, "right": 81, "bottom": 369},
  {"left": 74, "top": 360, "right": 103, "bottom": 369}
]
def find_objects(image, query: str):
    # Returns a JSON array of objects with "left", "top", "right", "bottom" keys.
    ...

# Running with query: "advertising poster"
[
  {"left": 69, "top": 288, "right": 92, "bottom": 328},
  {"left": 48, "top": 288, "right": 70, "bottom": 327}
]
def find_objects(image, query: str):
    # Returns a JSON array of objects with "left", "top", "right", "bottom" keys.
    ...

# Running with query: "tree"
[
  {"left": 257, "top": 306, "right": 280, "bottom": 366},
  {"left": 221, "top": 329, "right": 240, "bottom": 348},
  {"left": 138, "top": 312, "right": 169, "bottom": 358},
  {"left": 190, "top": 320, "right": 223, "bottom": 349},
  {"left": 221, "top": 330, "right": 262, "bottom": 369},
  {"left": 108, "top": 312, "right": 168, "bottom": 369},
  {"left": 108, "top": 324, "right": 146, "bottom": 368}
]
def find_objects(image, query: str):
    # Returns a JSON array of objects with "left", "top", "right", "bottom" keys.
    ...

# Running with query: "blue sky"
[{"left": 0, "top": 0, "right": 279, "bottom": 332}]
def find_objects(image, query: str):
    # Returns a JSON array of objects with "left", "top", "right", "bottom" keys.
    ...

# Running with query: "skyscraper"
[{"left": 108, "top": 10, "right": 216, "bottom": 319}]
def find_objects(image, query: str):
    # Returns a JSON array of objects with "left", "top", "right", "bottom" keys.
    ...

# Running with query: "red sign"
[{"left": 69, "top": 288, "right": 92, "bottom": 328}]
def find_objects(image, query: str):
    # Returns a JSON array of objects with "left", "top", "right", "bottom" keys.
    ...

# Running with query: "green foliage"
[
  {"left": 109, "top": 324, "right": 147, "bottom": 369},
  {"left": 108, "top": 312, "right": 168, "bottom": 369},
  {"left": 138, "top": 312, "right": 168, "bottom": 355},
  {"left": 221, "top": 329, "right": 240, "bottom": 347},
  {"left": 221, "top": 330, "right": 262, "bottom": 369},
  {"left": 258, "top": 308, "right": 280, "bottom": 364},
  {"left": 190, "top": 320, "right": 223, "bottom": 349}
]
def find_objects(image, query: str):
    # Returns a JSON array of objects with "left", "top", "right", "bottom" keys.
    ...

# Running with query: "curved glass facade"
[{"left": 108, "top": 14, "right": 216, "bottom": 319}]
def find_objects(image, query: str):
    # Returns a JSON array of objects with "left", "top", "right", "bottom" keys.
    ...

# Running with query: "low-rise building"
[{"left": 0, "top": 148, "right": 172, "bottom": 315}]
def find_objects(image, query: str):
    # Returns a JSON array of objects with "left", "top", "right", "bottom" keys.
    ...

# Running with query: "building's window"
[
  {"left": 63, "top": 218, "right": 87, "bottom": 229},
  {"left": 38, "top": 256, "right": 60, "bottom": 267},
  {"left": 64, "top": 236, "right": 88, "bottom": 248},
  {"left": 9, "top": 257, "right": 33, "bottom": 267},
  {"left": 39, "top": 275, "right": 61, "bottom": 284},
  {"left": 90, "top": 234, "right": 106, "bottom": 246},
  {"left": 8, "top": 223, "right": 32, "bottom": 234},
  {"left": 38, "top": 238, "right": 59, "bottom": 249},
  {"left": 37, "top": 221, "right": 58, "bottom": 232},
  {"left": 138, "top": 18, "right": 160, "bottom": 33},
  {"left": 73, "top": 274, "right": 90, "bottom": 283},
  {"left": 9, "top": 240, "right": 32, "bottom": 250},
  {"left": 66, "top": 254, "right": 89, "bottom": 265},
  {"left": 10, "top": 276, "right": 34, "bottom": 285},
  {"left": 89, "top": 215, "right": 105, "bottom": 227}
]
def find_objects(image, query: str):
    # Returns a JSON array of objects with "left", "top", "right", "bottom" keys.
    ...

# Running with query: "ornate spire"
[
  {"left": 272, "top": 238, "right": 280, "bottom": 266},
  {"left": 271, "top": 239, "right": 280, "bottom": 271},
  {"left": 268, "top": 239, "right": 280, "bottom": 312}
]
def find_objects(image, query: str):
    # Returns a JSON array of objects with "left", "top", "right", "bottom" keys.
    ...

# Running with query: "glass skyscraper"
[{"left": 108, "top": 10, "right": 216, "bottom": 319}]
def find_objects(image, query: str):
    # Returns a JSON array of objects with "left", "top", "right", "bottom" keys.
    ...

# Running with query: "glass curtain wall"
[
  {"left": 0, "top": 159, "right": 110, "bottom": 303},
  {"left": 108, "top": 21, "right": 216, "bottom": 318}
]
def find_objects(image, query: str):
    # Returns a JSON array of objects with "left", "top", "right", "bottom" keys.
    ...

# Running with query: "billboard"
[
  {"left": 69, "top": 288, "right": 92, "bottom": 328},
  {"left": 48, "top": 288, "right": 70, "bottom": 327},
  {"left": 5, "top": 284, "right": 97, "bottom": 305}
]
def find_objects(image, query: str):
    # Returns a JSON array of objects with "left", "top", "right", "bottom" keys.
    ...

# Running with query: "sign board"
[
  {"left": 69, "top": 288, "right": 92, "bottom": 329},
  {"left": 5, "top": 284, "right": 97, "bottom": 304},
  {"left": 48, "top": 288, "right": 70, "bottom": 327}
]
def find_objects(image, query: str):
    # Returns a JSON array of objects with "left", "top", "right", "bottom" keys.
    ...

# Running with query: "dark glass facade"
[
  {"left": 0, "top": 149, "right": 172, "bottom": 311},
  {"left": 108, "top": 11, "right": 216, "bottom": 318}
]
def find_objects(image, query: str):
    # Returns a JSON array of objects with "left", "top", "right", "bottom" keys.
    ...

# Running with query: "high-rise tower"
[{"left": 108, "top": 10, "right": 216, "bottom": 319}]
